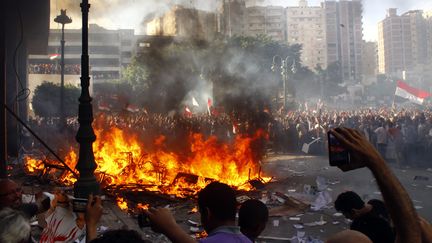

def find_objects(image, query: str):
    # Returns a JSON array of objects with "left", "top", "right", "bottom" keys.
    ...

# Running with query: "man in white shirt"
[{"left": 374, "top": 123, "right": 388, "bottom": 159}]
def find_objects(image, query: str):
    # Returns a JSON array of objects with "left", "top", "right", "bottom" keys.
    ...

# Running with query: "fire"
[
  {"left": 137, "top": 203, "right": 149, "bottom": 210},
  {"left": 24, "top": 157, "right": 44, "bottom": 174},
  {"left": 116, "top": 197, "right": 128, "bottom": 211},
  {"left": 24, "top": 115, "right": 269, "bottom": 200}
]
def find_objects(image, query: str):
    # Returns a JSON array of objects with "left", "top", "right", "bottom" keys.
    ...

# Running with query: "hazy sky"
[
  {"left": 271, "top": 0, "right": 432, "bottom": 41},
  {"left": 51, "top": 0, "right": 432, "bottom": 42}
]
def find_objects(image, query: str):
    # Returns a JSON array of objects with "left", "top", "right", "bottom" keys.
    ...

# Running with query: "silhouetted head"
[
  {"left": 0, "top": 207, "right": 31, "bottom": 243},
  {"left": 239, "top": 199, "right": 269, "bottom": 242},
  {"left": 198, "top": 182, "right": 237, "bottom": 233},
  {"left": 334, "top": 191, "right": 365, "bottom": 220},
  {"left": 326, "top": 230, "right": 372, "bottom": 243}
]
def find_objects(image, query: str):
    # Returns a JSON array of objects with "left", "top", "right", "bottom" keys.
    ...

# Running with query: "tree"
[
  {"left": 32, "top": 81, "right": 80, "bottom": 118},
  {"left": 120, "top": 35, "right": 307, "bottom": 113}
]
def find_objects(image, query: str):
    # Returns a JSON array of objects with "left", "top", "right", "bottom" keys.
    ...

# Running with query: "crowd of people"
[
  {"left": 28, "top": 63, "right": 81, "bottom": 75},
  {"left": 25, "top": 105, "right": 432, "bottom": 167},
  {"left": 2, "top": 127, "right": 432, "bottom": 242}
]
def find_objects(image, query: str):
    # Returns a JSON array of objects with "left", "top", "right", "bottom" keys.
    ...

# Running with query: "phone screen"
[{"left": 328, "top": 132, "right": 350, "bottom": 166}]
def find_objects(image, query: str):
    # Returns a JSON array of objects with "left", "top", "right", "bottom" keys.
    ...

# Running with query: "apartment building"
[
  {"left": 378, "top": 9, "right": 428, "bottom": 75},
  {"left": 28, "top": 24, "right": 136, "bottom": 82},
  {"left": 245, "top": 5, "right": 286, "bottom": 42},
  {"left": 286, "top": 0, "right": 326, "bottom": 70},
  {"left": 323, "top": 0, "right": 363, "bottom": 82},
  {"left": 146, "top": 5, "right": 218, "bottom": 41}
]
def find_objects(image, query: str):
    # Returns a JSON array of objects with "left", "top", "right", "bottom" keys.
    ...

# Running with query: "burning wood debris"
[{"left": 23, "top": 115, "right": 271, "bottom": 211}]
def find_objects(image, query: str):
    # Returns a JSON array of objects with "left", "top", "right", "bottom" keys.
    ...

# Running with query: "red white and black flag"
[{"left": 395, "top": 80, "right": 431, "bottom": 105}]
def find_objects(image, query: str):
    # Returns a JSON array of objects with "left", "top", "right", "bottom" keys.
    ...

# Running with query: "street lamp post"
[
  {"left": 272, "top": 55, "right": 296, "bottom": 108},
  {"left": 54, "top": 10, "right": 72, "bottom": 128},
  {"left": 74, "top": 0, "right": 100, "bottom": 199}
]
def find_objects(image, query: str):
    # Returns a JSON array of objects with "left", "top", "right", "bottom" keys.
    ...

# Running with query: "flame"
[
  {"left": 116, "top": 197, "right": 128, "bottom": 211},
  {"left": 137, "top": 203, "right": 149, "bottom": 210},
  {"left": 25, "top": 115, "right": 269, "bottom": 202},
  {"left": 24, "top": 157, "right": 44, "bottom": 174}
]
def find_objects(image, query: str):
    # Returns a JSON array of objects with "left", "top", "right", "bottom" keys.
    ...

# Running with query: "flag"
[
  {"left": 207, "top": 98, "right": 212, "bottom": 115},
  {"left": 395, "top": 80, "right": 431, "bottom": 105},
  {"left": 49, "top": 54, "right": 60, "bottom": 60},
  {"left": 184, "top": 106, "right": 192, "bottom": 117},
  {"left": 192, "top": 97, "right": 199, "bottom": 107}
]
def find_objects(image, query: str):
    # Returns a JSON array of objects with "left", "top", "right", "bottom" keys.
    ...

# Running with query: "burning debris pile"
[{"left": 24, "top": 115, "right": 270, "bottom": 203}]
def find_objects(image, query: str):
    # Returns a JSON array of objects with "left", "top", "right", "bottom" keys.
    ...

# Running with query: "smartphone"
[
  {"left": 72, "top": 198, "right": 88, "bottom": 213},
  {"left": 328, "top": 131, "right": 350, "bottom": 166}
]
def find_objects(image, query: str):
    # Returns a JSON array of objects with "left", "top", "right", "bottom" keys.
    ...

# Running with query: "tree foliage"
[
  {"left": 121, "top": 35, "right": 308, "bottom": 113},
  {"left": 32, "top": 81, "right": 80, "bottom": 118}
]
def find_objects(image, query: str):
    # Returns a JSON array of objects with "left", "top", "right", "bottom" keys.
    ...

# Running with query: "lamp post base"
[{"left": 73, "top": 176, "right": 100, "bottom": 199}]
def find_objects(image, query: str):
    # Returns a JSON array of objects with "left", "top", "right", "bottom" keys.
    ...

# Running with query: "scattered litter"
[
  {"left": 311, "top": 191, "right": 332, "bottom": 211},
  {"left": 273, "top": 220, "right": 280, "bottom": 227},
  {"left": 415, "top": 206, "right": 423, "bottom": 209},
  {"left": 316, "top": 176, "right": 328, "bottom": 191},
  {"left": 189, "top": 227, "right": 201, "bottom": 233},
  {"left": 332, "top": 221, "right": 340, "bottom": 225},
  {"left": 328, "top": 179, "right": 340, "bottom": 185},
  {"left": 320, "top": 229, "right": 325, "bottom": 233},
  {"left": 296, "top": 214, "right": 304, "bottom": 217},
  {"left": 327, "top": 188, "right": 333, "bottom": 192},
  {"left": 304, "top": 184, "right": 313, "bottom": 195},
  {"left": 426, "top": 185, "right": 432, "bottom": 189},
  {"left": 269, "top": 192, "right": 310, "bottom": 217},
  {"left": 426, "top": 168, "right": 432, "bottom": 172},
  {"left": 322, "top": 167, "right": 329, "bottom": 170},
  {"left": 412, "top": 200, "right": 422, "bottom": 203},
  {"left": 333, "top": 212, "right": 343, "bottom": 217},
  {"left": 373, "top": 191, "right": 381, "bottom": 195},
  {"left": 304, "top": 216, "right": 327, "bottom": 226},
  {"left": 99, "top": 226, "right": 109, "bottom": 233},
  {"left": 289, "top": 217, "right": 301, "bottom": 221},
  {"left": 411, "top": 184, "right": 418, "bottom": 187},
  {"left": 293, "top": 224, "right": 304, "bottom": 229},
  {"left": 414, "top": 176, "right": 429, "bottom": 181},
  {"left": 187, "top": 220, "right": 199, "bottom": 226},
  {"left": 401, "top": 170, "right": 407, "bottom": 173},
  {"left": 288, "top": 189, "right": 297, "bottom": 193}
]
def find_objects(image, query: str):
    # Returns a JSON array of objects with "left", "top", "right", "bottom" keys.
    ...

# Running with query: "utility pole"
[
  {"left": 73, "top": 0, "right": 100, "bottom": 199},
  {"left": 54, "top": 10, "right": 72, "bottom": 128}
]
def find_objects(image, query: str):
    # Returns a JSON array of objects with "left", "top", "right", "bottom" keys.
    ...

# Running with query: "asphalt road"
[{"left": 257, "top": 153, "right": 432, "bottom": 242}]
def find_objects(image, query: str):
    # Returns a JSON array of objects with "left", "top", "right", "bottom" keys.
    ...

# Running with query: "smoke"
[{"left": 50, "top": 0, "right": 221, "bottom": 33}]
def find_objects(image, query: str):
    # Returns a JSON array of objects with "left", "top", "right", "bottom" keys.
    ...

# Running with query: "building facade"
[
  {"left": 378, "top": 9, "right": 428, "bottom": 75},
  {"left": 28, "top": 24, "right": 136, "bottom": 82},
  {"left": 362, "top": 41, "right": 377, "bottom": 83},
  {"left": 323, "top": 0, "right": 363, "bottom": 82},
  {"left": 244, "top": 6, "right": 286, "bottom": 42},
  {"left": 146, "top": 5, "right": 218, "bottom": 41},
  {"left": 286, "top": 0, "right": 326, "bottom": 70}
]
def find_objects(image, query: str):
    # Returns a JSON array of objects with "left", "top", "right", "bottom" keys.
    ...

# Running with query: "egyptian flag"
[
  {"left": 395, "top": 80, "right": 431, "bottom": 105},
  {"left": 184, "top": 106, "right": 192, "bottom": 117},
  {"left": 49, "top": 54, "right": 60, "bottom": 60},
  {"left": 207, "top": 98, "right": 212, "bottom": 115}
]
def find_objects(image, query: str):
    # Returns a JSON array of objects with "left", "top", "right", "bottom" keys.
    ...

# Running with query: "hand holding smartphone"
[{"left": 328, "top": 131, "right": 350, "bottom": 167}]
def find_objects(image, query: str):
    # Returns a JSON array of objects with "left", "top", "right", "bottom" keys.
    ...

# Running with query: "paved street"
[
  {"left": 30, "top": 153, "right": 430, "bottom": 242},
  {"left": 257, "top": 153, "right": 432, "bottom": 242}
]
